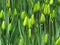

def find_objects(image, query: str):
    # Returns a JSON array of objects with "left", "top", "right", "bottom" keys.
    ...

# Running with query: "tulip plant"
[{"left": 0, "top": 0, "right": 60, "bottom": 45}]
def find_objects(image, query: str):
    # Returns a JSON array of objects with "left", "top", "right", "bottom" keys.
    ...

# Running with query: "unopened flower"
[
  {"left": 2, "top": 21, "right": 6, "bottom": 30},
  {"left": 40, "top": 13, "right": 45, "bottom": 23}
]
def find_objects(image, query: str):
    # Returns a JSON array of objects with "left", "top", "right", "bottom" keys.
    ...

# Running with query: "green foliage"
[{"left": 0, "top": 0, "right": 60, "bottom": 45}]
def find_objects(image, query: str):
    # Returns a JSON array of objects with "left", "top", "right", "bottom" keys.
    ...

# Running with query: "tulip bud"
[
  {"left": 49, "top": 0, "right": 54, "bottom": 5},
  {"left": 8, "top": 23, "right": 12, "bottom": 31},
  {"left": 55, "top": 37, "right": 60, "bottom": 45},
  {"left": 44, "top": 4, "right": 50, "bottom": 15},
  {"left": 23, "top": 16, "right": 28, "bottom": 26},
  {"left": 52, "top": 10, "right": 56, "bottom": 19},
  {"left": 47, "top": 4, "right": 50, "bottom": 15},
  {"left": 58, "top": 0, "right": 60, "bottom": 4},
  {"left": 19, "top": 38, "right": 23, "bottom": 45},
  {"left": 40, "top": 13, "right": 45, "bottom": 23},
  {"left": 6, "top": 0, "right": 10, "bottom": 8},
  {"left": 21, "top": 11, "right": 26, "bottom": 20},
  {"left": 28, "top": 18, "right": 32, "bottom": 28},
  {"left": 29, "top": 28, "right": 31, "bottom": 38},
  {"left": 44, "top": 4, "right": 48, "bottom": 15},
  {"left": 0, "top": 10, "right": 4, "bottom": 19},
  {"left": 34, "top": 1, "right": 40, "bottom": 13},
  {"left": 44, "top": 0, "right": 48, "bottom": 3},
  {"left": 30, "top": 14, "right": 35, "bottom": 25},
  {"left": 44, "top": 34, "right": 49, "bottom": 44},
  {"left": 2, "top": 21, "right": 6, "bottom": 30},
  {"left": 50, "top": 10, "right": 56, "bottom": 22},
  {"left": 14, "top": 8, "right": 17, "bottom": 16},
  {"left": 8, "top": 8, "right": 12, "bottom": 17}
]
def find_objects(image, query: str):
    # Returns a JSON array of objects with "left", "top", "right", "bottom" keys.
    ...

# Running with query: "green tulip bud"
[
  {"left": 44, "top": 0, "right": 48, "bottom": 3},
  {"left": 49, "top": 0, "right": 54, "bottom": 5},
  {"left": 14, "top": 8, "right": 17, "bottom": 16},
  {"left": 30, "top": 14, "right": 35, "bottom": 25},
  {"left": 47, "top": 4, "right": 50, "bottom": 14},
  {"left": 52, "top": 10, "right": 56, "bottom": 19},
  {"left": 6, "top": 0, "right": 10, "bottom": 8},
  {"left": 28, "top": 18, "right": 32, "bottom": 28},
  {"left": 44, "top": 4, "right": 48, "bottom": 15},
  {"left": 29, "top": 28, "right": 31, "bottom": 38},
  {"left": 44, "top": 4, "right": 50, "bottom": 15},
  {"left": 8, "top": 23, "right": 12, "bottom": 31},
  {"left": 23, "top": 16, "right": 28, "bottom": 26},
  {"left": 40, "top": 13, "right": 45, "bottom": 23},
  {"left": 44, "top": 34, "right": 49, "bottom": 44},
  {"left": 8, "top": 8, "right": 12, "bottom": 17},
  {"left": 58, "top": 0, "right": 60, "bottom": 4},
  {"left": 2, "top": 21, "right": 6, "bottom": 30},
  {"left": 55, "top": 37, "right": 60, "bottom": 45},
  {"left": 0, "top": 10, "right": 4, "bottom": 19},
  {"left": 19, "top": 38, "right": 23, "bottom": 45},
  {"left": 34, "top": 1, "right": 40, "bottom": 13},
  {"left": 21, "top": 11, "right": 26, "bottom": 20},
  {"left": 50, "top": 10, "right": 56, "bottom": 22}
]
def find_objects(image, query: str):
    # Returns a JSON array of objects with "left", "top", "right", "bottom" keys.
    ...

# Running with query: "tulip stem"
[{"left": 53, "top": 19, "right": 56, "bottom": 40}]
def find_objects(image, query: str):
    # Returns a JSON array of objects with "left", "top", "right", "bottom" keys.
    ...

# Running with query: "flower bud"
[
  {"left": 14, "top": 8, "right": 17, "bottom": 16},
  {"left": 2, "top": 21, "right": 6, "bottom": 30},
  {"left": 21, "top": 11, "right": 26, "bottom": 20},
  {"left": 44, "top": 4, "right": 50, "bottom": 15},
  {"left": 44, "top": 4, "right": 48, "bottom": 15},
  {"left": 55, "top": 37, "right": 60, "bottom": 45},
  {"left": 40, "top": 13, "right": 45, "bottom": 23},
  {"left": 30, "top": 14, "right": 35, "bottom": 25},
  {"left": 58, "top": 0, "right": 60, "bottom": 4},
  {"left": 19, "top": 38, "right": 23, "bottom": 45},
  {"left": 49, "top": 0, "right": 54, "bottom": 5},
  {"left": 0, "top": 10, "right": 4, "bottom": 19},
  {"left": 50, "top": 10, "right": 56, "bottom": 22},
  {"left": 8, "top": 8, "right": 12, "bottom": 17},
  {"left": 6, "top": 0, "right": 10, "bottom": 8},
  {"left": 47, "top": 4, "right": 50, "bottom": 15},
  {"left": 44, "top": 0, "right": 48, "bottom": 3},
  {"left": 34, "top": 1, "right": 40, "bottom": 13},
  {"left": 29, "top": 28, "right": 31, "bottom": 38},
  {"left": 52, "top": 10, "right": 56, "bottom": 19},
  {"left": 8, "top": 23, "right": 12, "bottom": 31},
  {"left": 23, "top": 16, "right": 28, "bottom": 26},
  {"left": 44, "top": 34, "right": 49, "bottom": 44},
  {"left": 28, "top": 18, "right": 32, "bottom": 28}
]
